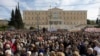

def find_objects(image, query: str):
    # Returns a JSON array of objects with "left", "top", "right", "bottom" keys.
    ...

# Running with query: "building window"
[
  {"left": 64, "top": 22, "right": 65, "bottom": 24},
  {"left": 71, "top": 12, "right": 72, "bottom": 15},
  {"left": 25, "top": 17, "right": 26, "bottom": 20},
  {"left": 59, "top": 21, "right": 61, "bottom": 24},
  {"left": 43, "top": 22, "right": 45, "bottom": 25},
  {"left": 84, "top": 12, "right": 86, "bottom": 15},
  {"left": 32, "top": 12, "right": 34, "bottom": 15},
  {"left": 33, "top": 17, "right": 34, "bottom": 19},
  {"left": 34, "top": 12, "right": 36, "bottom": 14},
  {"left": 63, "top": 12, "right": 65, "bottom": 14},
  {"left": 49, "top": 21, "right": 53, "bottom": 25},
  {"left": 25, "top": 12, "right": 27, "bottom": 15},
  {"left": 54, "top": 21, "right": 57, "bottom": 25},
  {"left": 28, "top": 17, "right": 30, "bottom": 20}
]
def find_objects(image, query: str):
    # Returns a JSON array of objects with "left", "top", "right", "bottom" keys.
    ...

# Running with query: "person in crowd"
[
  {"left": 56, "top": 52, "right": 65, "bottom": 56},
  {"left": 72, "top": 51, "right": 80, "bottom": 56},
  {"left": 26, "top": 51, "right": 32, "bottom": 56},
  {"left": 0, "top": 48, "right": 4, "bottom": 56},
  {"left": 86, "top": 48, "right": 95, "bottom": 56},
  {"left": 39, "top": 52, "right": 44, "bottom": 56},
  {"left": 50, "top": 51, "right": 56, "bottom": 56},
  {"left": 94, "top": 40, "right": 100, "bottom": 56},
  {"left": 5, "top": 50, "right": 12, "bottom": 56},
  {"left": 0, "top": 30, "right": 99, "bottom": 56},
  {"left": 64, "top": 45, "right": 72, "bottom": 56}
]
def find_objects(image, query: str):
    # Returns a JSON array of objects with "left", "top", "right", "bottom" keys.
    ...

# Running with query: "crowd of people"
[{"left": 0, "top": 30, "right": 99, "bottom": 56}]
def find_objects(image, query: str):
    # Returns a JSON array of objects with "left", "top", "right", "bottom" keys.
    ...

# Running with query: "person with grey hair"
[
  {"left": 86, "top": 48, "right": 95, "bottom": 56},
  {"left": 5, "top": 50, "right": 12, "bottom": 56},
  {"left": 39, "top": 52, "right": 44, "bottom": 56},
  {"left": 26, "top": 51, "right": 32, "bottom": 56}
]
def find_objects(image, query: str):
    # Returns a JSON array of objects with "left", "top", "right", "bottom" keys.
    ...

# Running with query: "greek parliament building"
[{"left": 23, "top": 8, "right": 87, "bottom": 31}]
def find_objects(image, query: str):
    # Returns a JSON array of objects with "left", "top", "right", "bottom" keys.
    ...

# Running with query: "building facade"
[
  {"left": 0, "top": 20, "right": 8, "bottom": 26},
  {"left": 23, "top": 8, "right": 87, "bottom": 30}
]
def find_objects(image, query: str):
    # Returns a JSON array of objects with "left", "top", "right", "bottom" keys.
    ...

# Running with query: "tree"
[
  {"left": 87, "top": 19, "right": 91, "bottom": 24},
  {"left": 8, "top": 3, "right": 24, "bottom": 29},
  {"left": 96, "top": 18, "right": 99, "bottom": 24},
  {"left": 8, "top": 9, "right": 17, "bottom": 28},
  {"left": 14, "top": 3, "right": 24, "bottom": 29}
]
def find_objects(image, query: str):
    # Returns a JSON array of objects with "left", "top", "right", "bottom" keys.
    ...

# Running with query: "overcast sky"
[{"left": 0, "top": 0, "right": 100, "bottom": 20}]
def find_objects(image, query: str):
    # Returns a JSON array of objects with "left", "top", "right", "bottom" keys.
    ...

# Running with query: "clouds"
[
  {"left": 0, "top": 0, "right": 100, "bottom": 20},
  {"left": 20, "top": 2, "right": 32, "bottom": 10},
  {"left": 51, "top": 0, "right": 100, "bottom": 20},
  {"left": 0, "top": 0, "right": 17, "bottom": 19},
  {"left": 0, "top": 0, "right": 17, "bottom": 10},
  {"left": 32, "top": 0, "right": 59, "bottom": 10}
]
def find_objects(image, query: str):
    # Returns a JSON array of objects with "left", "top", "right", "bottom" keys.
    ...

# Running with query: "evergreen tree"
[
  {"left": 14, "top": 6, "right": 19, "bottom": 28},
  {"left": 15, "top": 3, "right": 24, "bottom": 29},
  {"left": 96, "top": 18, "right": 99, "bottom": 24},
  {"left": 8, "top": 3, "right": 24, "bottom": 29},
  {"left": 8, "top": 9, "right": 17, "bottom": 28},
  {"left": 87, "top": 19, "right": 91, "bottom": 24}
]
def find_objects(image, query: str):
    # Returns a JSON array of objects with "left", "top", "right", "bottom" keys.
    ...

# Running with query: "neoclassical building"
[{"left": 23, "top": 8, "right": 87, "bottom": 30}]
